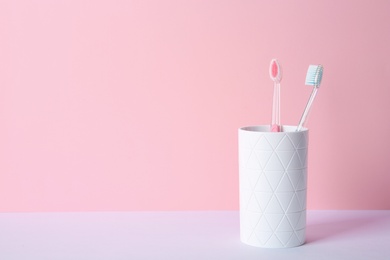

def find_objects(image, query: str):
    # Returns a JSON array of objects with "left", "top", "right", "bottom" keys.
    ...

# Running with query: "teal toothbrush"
[{"left": 296, "top": 65, "right": 324, "bottom": 131}]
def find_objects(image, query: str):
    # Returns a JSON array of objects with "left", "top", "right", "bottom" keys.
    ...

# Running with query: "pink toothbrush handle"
[
  {"left": 271, "top": 124, "right": 280, "bottom": 132},
  {"left": 271, "top": 82, "right": 281, "bottom": 132}
]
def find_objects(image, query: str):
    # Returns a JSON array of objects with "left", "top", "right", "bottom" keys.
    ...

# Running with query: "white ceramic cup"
[{"left": 238, "top": 125, "right": 308, "bottom": 248}]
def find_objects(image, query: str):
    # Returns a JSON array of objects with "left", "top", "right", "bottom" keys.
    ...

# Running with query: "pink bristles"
[
  {"left": 271, "top": 61, "right": 278, "bottom": 78},
  {"left": 269, "top": 59, "right": 281, "bottom": 82}
]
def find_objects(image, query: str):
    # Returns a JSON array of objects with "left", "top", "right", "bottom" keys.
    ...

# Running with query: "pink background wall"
[{"left": 0, "top": 0, "right": 389, "bottom": 212}]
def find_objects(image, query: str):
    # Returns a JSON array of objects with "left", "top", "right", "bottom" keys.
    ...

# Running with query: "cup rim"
[{"left": 239, "top": 125, "right": 308, "bottom": 133}]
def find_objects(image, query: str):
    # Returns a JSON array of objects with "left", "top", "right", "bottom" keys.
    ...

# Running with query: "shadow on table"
[{"left": 305, "top": 212, "right": 388, "bottom": 244}]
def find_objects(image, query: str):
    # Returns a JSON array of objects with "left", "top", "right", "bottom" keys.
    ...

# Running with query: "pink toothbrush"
[{"left": 269, "top": 59, "right": 282, "bottom": 132}]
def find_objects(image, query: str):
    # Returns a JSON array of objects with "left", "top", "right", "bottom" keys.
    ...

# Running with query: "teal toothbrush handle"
[{"left": 297, "top": 87, "right": 318, "bottom": 131}]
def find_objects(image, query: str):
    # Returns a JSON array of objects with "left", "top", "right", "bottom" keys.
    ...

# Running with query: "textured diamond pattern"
[{"left": 239, "top": 126, "right": 308, "bottom": 248}]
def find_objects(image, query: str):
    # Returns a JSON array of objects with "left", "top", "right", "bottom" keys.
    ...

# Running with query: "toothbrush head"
[
  {"left": 305, "top": 65, "right": 323, "bottom": 87},
  {"left": 269, "top": 59, "right": 282, "bottom": 83}
]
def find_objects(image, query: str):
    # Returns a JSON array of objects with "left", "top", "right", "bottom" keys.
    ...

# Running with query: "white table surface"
[{"left": 0, "top": 210, "right": 389, "bottom": 259}]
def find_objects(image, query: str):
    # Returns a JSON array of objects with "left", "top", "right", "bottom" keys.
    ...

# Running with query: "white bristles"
[{"left": 305, "top": 65, "right": 323, "bottom": 87}]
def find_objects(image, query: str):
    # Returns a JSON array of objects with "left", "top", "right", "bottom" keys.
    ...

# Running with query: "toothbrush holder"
[{"left": 238, "top": 125, "right": 309, "bottom": 248}]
